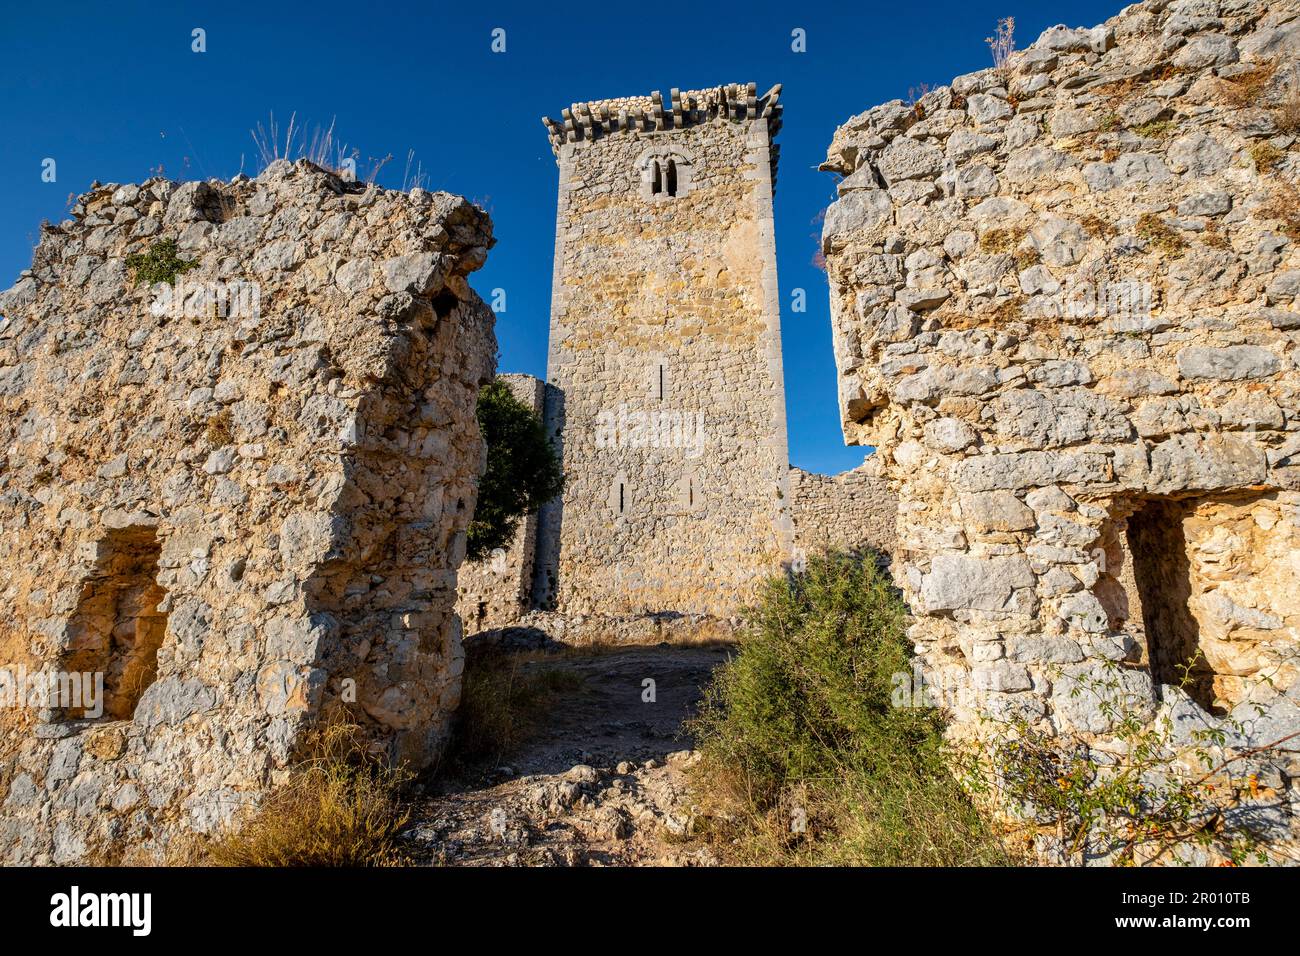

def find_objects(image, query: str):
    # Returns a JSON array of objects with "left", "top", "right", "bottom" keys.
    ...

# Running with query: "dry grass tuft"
[
  {"left": 1132, "top": 119, "right": 1174, "bottom": 139},
  {"left": 208, "top": 721, "right": 412, "bottom": 867},
  {"left": 1079, "top": 213, "right": 1118, "bottom": 238},
  {"left": 979, "top": 226, "right": 1027, "bottom": 254},
  {"left": 1136, "top": 212, "right": 1187, "bottom": 257},
  {"left": 249, "top": 111, "right": 428, "bottom": 189},
  {"left": 205, "top": 408, "right": 233, "bottom": 446},
  {"left": 438, "top": 645, "right": 585, "bottom": 773},
  {"left": 1218, "top": 59, "right": 1277, "bottom": 110},
  {"left": 1249, "top": 140, "right": 1284, "bottom": 174},
  {"left": 1013, "top": 246, "right": 1040, "bottom": 271},
  {"left": 985, "top": 17, "right": 1015, "bottom": 84},
  {"left": 1278, "top": 81, "right": 1300, "bottom": 134},
  {"left": 1259, "top": 180, "right": 1300, "bottom": 241},
  {"left": 1200, "top": 220, "right": 1232, "bottom": 250}
]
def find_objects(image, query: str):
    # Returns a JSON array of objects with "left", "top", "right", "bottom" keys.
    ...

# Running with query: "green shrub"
[
  {"left": 690, "top": 551, "right": 1011, "bottom": 866},
  {"left": 466, "top": 380, "right": 564, "bottom": 562},
  {"left": 125, "top": 238, "right": 197, "bottom": 288}
]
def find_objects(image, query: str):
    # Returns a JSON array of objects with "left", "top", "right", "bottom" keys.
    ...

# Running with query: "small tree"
[{"left": 465, "top": 380, "right": 564, "bottom": 562}]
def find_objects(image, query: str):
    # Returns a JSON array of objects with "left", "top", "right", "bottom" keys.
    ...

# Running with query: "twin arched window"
[
  {"left": 650, "top": 158, "right": 678, "bottom": 197},
  {"left": 639, "top": 149, "right": 691, "bottom": 200}
]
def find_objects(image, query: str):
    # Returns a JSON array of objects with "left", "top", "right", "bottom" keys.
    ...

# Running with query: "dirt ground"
[{"left": 402, "top": 643, "right": 732, "bottom": 866}]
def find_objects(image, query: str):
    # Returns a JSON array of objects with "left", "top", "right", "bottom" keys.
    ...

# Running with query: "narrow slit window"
[
  {"left": 657, "top": 364, "right": 664, "bottom": 400},
  {"left": 666, "top": 159, "right": 678, "bottom": 197},
  {"left": 651, "top": 161, "right": 662, "bottom": 195},
  {"left": 619, "top": 482, "right": 625, "bottom": 514}
]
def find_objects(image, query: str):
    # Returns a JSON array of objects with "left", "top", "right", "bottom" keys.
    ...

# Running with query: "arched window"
[{"left": 638, "top": 148, "right": 693, "bottom": 201}]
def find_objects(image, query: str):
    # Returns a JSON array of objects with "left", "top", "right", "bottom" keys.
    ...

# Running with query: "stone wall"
[
  {"left": 821, "top": 0, "right": 1300, "bottom": 856},
  {"left": 537, "top": 83, "right": 794, "bottom": 620},
  {"left": 789, "top": 458, "right": 897, "bottom": 557},
  {"left": 455, "top": 374, "right": 545, "bottom": 633},
  {"left": 0, "top": 160, "right": 496, "bottom": 863}
]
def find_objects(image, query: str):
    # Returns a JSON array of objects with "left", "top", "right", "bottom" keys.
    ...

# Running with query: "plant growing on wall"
[
  {"left": 986, "top": 17, "right": 1015, "bottom": 81},
  {"left": 125, "top": 238, "right": 197, "bottom": 287},
  {"left": 956, "top": 660, "right": 1300, "bottom": 866},
  {"left": 465, "top": 380, "right": 564, "bottom": 562}
]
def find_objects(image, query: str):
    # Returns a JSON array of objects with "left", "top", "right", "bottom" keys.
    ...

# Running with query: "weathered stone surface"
[
  {"left": 924, "top": 417, "right": 977, "bottom": 452},
  {"left": 1177, "top": 346, "right": 1280, "bottom": 381},
  {"left": 960, "top": 491, "right": 1036, "bottom": 532},
  {"left": 0, "top": 162, "right": 497, "bottom": 863},
  {"left": 1148, "top": 434, "right": 1267, "bottom": 493},
  {"left": 877, "top": 136, "right": 945, "bottom": 185},
  {"left": 822, "top": 189, "right": 894, "bottom": 249},
  {"left": 920, "top": 554, "right": 1035, "bottom": 613},
  {"left": 991, "top": 389, "right": 1131, "bottom": 448},
  {"left": 821, "top": 0, "right": 1300, "bottom": 861},
  {"left": 1052, "top": 665, "right": 1156, "bottom": 735},
  {"left": 952, "top": 451, "right": 1112, "bottom": 492}
]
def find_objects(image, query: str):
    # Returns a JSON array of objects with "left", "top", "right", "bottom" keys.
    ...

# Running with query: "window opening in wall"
[
  {"left": 60, "top": 526, "right": 168, "bottom": 721},
  {"left": 666, "top": 159, "right": 678, "bottom": 197},
  {"left": 619, "top": 482, "right": 625, "bottom": 515},
  {"left": 658, "top": 364, "right": 665, "bottom": 401},
  {"left": 651, "top": 160, "right": 662, "bottom": 195},
  {"left": 1125, "top": 499, "right": 1215, "bottom": 712}
]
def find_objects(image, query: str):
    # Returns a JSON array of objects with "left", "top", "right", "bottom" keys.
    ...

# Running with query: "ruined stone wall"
[
  {"left": 538, "top": 84, "right": 793, "bottom": 620},
  {"left": 455, "top": 374, "right": 545, "bottom": 634},
  {"left": 821, "top": 0, "right": 1300, "bottom": 856},
  {"left": 0, "top": 160, "right": 496, "bottom": 863},
  {"left": 789, "top": 458, "right": 897, "bottom": 557}
]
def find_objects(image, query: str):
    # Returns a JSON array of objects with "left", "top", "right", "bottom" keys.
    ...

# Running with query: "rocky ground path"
[{"left": 402, "top": 644, "right": 732, "bottom": 866}]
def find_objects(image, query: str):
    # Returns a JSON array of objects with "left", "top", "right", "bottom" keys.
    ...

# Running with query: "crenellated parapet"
[{"left": 542, "top": 81, "right": 783, "bottom": 184}]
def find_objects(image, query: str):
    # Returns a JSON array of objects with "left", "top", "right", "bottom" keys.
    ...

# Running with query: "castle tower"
[{"left": 536, "top": 83, "right": 792, "bottom": 618}]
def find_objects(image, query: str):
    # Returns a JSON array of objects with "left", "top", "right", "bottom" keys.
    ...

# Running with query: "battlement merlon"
[{"left": 541, "top": 82, "right": 783, "bottom": 184}]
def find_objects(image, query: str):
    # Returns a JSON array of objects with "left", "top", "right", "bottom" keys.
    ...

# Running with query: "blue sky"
[{"left": 0, "top": 0, "right": 1119, "bottom": 474}]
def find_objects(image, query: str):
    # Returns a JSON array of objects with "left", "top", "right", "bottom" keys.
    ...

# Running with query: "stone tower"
[{"left": 537, "top": 83, "right": 792, "bottom": 619}]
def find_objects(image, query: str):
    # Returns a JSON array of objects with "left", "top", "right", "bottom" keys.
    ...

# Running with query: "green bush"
[
  {"left": 691, "top": 551, "right": 1011, "bottom": 866},
  {"left": 125, "top": 238, "right": 197, "bottom": 288},
  {"left": 466, "top": 380, "right": 564, "bottom": 562}
]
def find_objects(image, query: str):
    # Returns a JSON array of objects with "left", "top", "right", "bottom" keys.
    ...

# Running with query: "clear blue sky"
[{"left": 0, "top": 0, "right": 1119, "bottom": 474}]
